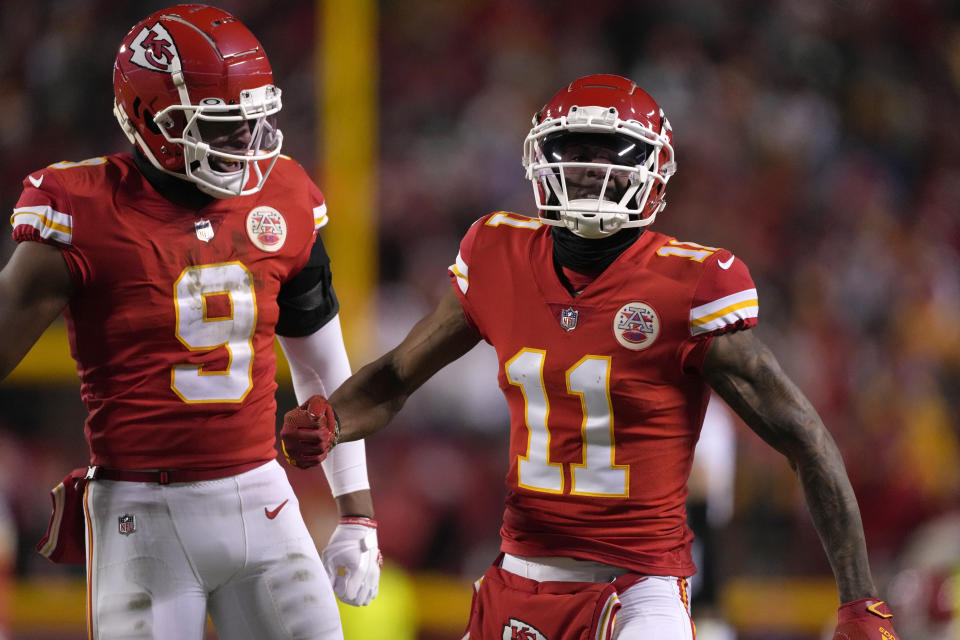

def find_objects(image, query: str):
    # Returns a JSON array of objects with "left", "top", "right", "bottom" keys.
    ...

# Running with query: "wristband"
[{"left": 339, "top": 516, "right": 377, "bottom": 528}]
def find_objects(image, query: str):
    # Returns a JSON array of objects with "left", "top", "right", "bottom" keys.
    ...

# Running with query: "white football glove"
[{"left": 321, "top": 517, "right": 382, "bottom": 606}]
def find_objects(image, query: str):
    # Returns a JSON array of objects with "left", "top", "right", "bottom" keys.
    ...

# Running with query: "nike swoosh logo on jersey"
[
  {"left": 28, "top": 174, "right": 44, "bottom": 188},
  {"left": 265, "top": 499, "right": 289, "bottom": 520},
  {"left": 718, "top": 255, "right": 735, "bottom": 270}
]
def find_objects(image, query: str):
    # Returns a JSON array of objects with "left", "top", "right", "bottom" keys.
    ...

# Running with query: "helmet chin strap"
[{"left": 562, "top": 199, "right": 629, "bottom": 238}]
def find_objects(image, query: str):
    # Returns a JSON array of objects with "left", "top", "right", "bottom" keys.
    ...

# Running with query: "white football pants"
[
  {"left": 501, "top": 553, "right": 695, "bottom": 639},
  {"left": 84, "top": 460, "right": 342, "bottom": 640}
]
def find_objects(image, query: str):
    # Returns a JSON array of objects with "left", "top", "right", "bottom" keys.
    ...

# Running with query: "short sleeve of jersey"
[
  {"left": 447, "top": 218, "right": 485, "bottom": 339},
  {"left": 275, "top": 159, "right": 337, "bottom": 336},
  {"left": 10, "top": 168, "right": 91, "bottom": 285},
  {"left": 680, "top": 250, "right": 759, "bottom": 372},
  {"left": 306, "top": 175, "right": 329, "bottom": 235}
]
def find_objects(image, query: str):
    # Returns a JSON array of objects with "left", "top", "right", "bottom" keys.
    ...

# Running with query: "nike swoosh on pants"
[{"left": 265, "top": 499, "right": 289, "bottom": 519}]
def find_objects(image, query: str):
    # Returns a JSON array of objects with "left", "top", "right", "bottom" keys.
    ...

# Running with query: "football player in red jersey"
[
  {"left": 281, "top": 74, "right": 901, "bottom": 639},
  {"left": 0, "top": 5, "right": 379, "bottom": 639}
]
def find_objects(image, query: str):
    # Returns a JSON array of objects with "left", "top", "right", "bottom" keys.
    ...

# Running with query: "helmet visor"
[
  {"left": 541, "top": 132, "right": 651, "bottom": 167},
  {"left": 539, "top": 133, "right": 653, "bottom": 207}
]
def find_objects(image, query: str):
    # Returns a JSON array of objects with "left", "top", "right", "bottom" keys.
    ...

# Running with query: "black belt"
[{"left": 93, "top": 460, "right": 267, "bottom": 484}]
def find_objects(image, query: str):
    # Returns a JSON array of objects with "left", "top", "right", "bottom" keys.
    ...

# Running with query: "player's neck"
[
  {"left": 551, "top": 226, "right": 641, "bottom": 281},
  {"left": 552, "top": 227, "right": 641, "bottom": 295},
  {"left": 132, "top": 149, "right": 215, "bottom": 211}
]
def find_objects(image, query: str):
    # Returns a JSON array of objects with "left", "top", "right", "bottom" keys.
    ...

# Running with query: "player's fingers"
[
  {"left": 294, "top": 443, "right": 326, "bottom": 457},
  {"left": 352, "top": 586, "right": 373, "bottom": 606},
  {"left": 320, "top": 547, "right": 331, "bottom": 565},
  {"left": 293, "top": 428, "right": 324, "bottom": 444},
  {"left": 291, "top": 456, "right": 320, "bottom": 469},
  {"left": 343, "top": 565, "right": 364, "bottom": 602},
  {"left": 284, "top": 437, "right": 320, "bottom": 451},
  {"left": 332, "top": 575, "right": 347, "bottom": 600},
  {"left": 357, "top": 573, "right": 378, "bottom": 605}
]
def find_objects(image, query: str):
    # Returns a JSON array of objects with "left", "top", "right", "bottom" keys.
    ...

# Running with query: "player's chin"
[{"left": 567, "top": 186, "right": 624, "bottom": 202}]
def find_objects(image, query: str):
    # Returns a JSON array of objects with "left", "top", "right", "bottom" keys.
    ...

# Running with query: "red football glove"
[
  {"left": 280, "top": 395, "right": 340, "bottom": 469},
  {"left": 833, "top": 599, "right": 900, "bottom": 640}
]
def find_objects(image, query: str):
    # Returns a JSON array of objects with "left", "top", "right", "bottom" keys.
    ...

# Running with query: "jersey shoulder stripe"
[
  {"left": 690, "top": 288, "right": 758, "bottom": 335},
  {"left": 10, "top": 205, "right": 73, "bottom": 245},
  {"left": 449, "top": 252, "right": 469, "bottom": 294},
  {"left": 313, "top": 203, "right": 328, "bottom": 230},
  {"left": 452, "top": 211, "right": 540, "bottom": 299}
]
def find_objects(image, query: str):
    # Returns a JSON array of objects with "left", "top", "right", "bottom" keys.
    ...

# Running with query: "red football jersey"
[
  {"left": 449, "top": 212, "right": 758, "bottom": 576},
  {"left": 11, "top": 153, "right": 329, "bottom": 469}
]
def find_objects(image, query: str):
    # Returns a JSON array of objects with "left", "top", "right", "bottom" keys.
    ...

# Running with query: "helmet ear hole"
[{"left": 142, "top": 109, "right": 161, "bottom": 136}]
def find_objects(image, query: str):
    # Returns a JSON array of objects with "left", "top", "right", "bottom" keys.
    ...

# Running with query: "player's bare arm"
[
  {"left": 332, "top": 489, "right": 374, "bottom": 518},
  {"left": 331, "top": 288, "right": 480, "bottom": 442},
  {"left": 702, "top": 328, "right": 877, "bottom": 603},
  {"left": 0, "top": 241, "right": 72, "bottom": 380}
]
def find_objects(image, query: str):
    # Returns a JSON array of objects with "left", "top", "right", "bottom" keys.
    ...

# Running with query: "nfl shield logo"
[
  {"left": 194, "top": 219, "right": 215, "bottom": 242},
  {"left": 118, "top": 514, "right": 136, "bottom": 536},
  {"left": 560, "top": 307, "right": 579, "bottom": 331}
]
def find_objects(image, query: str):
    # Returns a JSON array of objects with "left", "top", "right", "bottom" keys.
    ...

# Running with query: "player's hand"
[
  {"left": 321, "top": 517, "right": 382, "bottom": 606},
  {"left": 280, "top": 395, "right": 339, "bottom": 469},
  {"left": 833, "top": 599, "right": 900, "bottom": 640}
]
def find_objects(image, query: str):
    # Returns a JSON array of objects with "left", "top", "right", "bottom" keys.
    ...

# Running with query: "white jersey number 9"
[{"left": 172, "top": 262, "right": 257, "bottom": 403}]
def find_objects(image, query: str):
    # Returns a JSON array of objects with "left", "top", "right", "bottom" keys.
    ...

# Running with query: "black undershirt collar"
[
  {"left": 132, "top": 148, "right": 214, "bottom": 211},
  {"left": 551, "top": 226, "right": 641, "bottom": 294}
]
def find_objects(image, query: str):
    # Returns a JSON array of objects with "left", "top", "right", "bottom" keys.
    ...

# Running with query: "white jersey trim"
[
  {"left": 11, "top": 205, "right": 74, "bottom": 245},
  {"left": 690, "top": 288, "right": 758, "bottom": 336},
  {"left": 450, "top": 252, "right": 469, "bottom": 294},
  {"left": 312, "top": 203, "right": 328, "bottom": 230}
]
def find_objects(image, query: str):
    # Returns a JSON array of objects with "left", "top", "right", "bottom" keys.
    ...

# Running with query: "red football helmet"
[
  {"left": 113, "top": 4, "right": 283, "bottom": 198},
  {"left": 523, "top": 74, "right": 676, "bottom": 238}
]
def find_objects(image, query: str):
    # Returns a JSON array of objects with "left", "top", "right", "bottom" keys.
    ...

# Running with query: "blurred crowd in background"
[{"left": 1, "top": 0, "right": 958, "bottom": 638}]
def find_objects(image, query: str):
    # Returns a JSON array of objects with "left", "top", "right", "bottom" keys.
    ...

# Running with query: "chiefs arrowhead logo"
[
  {"left": 502, "top": 618, "right": 548, "bottom": 640},
  {"left": 128, "top": 23, "right": 181, "bottom": 72}
]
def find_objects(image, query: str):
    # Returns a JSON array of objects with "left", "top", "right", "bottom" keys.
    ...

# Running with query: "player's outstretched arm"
[
  {"left": 703, "top": 330, "right": 900, "bottom": 638},
  {"left": 332, "top": 287, "right": 480, "bottom": 442},
  {"left": 278, "top": 317, "right": 382, "bottom": 605},
  {"left": 0, "top": 241, "right": 72, "bottom": 380}
]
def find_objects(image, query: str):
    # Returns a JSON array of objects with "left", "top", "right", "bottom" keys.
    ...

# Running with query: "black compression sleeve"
[{"left": 276, "top": 236, "right": 340, "bottom": 337}]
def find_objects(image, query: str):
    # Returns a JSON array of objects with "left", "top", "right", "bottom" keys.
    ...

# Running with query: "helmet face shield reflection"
[
  {"left": 542, "top": 132, "right": 651, "bottom": 167},
  {"left": 539, "top": 132, "right": 654, "bottom": 211}
]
